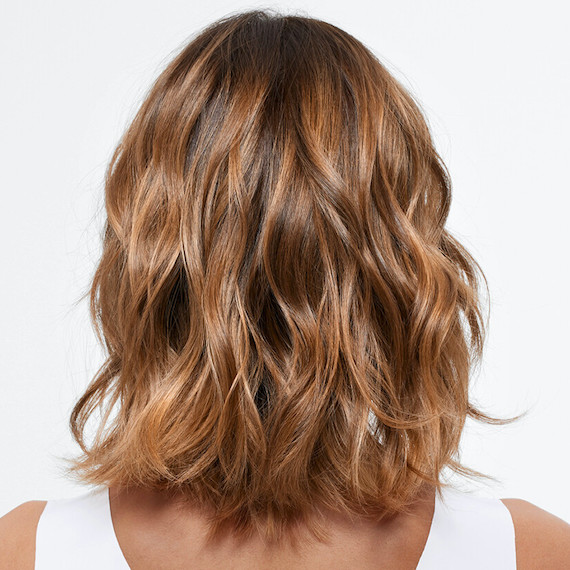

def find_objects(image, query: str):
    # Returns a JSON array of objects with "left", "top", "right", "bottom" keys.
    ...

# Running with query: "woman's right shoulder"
[{"left": 500, "top": 497, "right": 570, "bottom": 569}]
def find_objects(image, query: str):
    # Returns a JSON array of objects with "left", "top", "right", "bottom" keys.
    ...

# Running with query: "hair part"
[{"left": 61, "top": 8, "right": 526, "bottom": 545}]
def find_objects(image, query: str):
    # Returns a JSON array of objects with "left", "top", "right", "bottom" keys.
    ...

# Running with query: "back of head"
[{"left": 64, "top": 9, "right": 518, "bottom": 545}]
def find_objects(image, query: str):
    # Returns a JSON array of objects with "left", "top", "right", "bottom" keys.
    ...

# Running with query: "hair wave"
[{"left": 63, "top": 9, "right": 525, "bottom": 545}]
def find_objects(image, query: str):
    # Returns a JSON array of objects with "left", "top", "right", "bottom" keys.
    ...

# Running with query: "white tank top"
[{"left": 35, "top": 485, "right": 516, "bottom": 569}]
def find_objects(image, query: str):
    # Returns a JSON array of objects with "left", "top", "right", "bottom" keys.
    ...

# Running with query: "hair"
[{"left": 62, "top": 8, "right": 526, "bottom": 546}]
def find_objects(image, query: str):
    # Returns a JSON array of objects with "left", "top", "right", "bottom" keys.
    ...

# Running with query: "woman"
[{"left": 1, "top": 9, "right": 569, "bottom": 569}]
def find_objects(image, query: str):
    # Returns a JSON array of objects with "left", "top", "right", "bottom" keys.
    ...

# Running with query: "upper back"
[{"left": 1, "top": 486, "right": 570, "bottom": 569}]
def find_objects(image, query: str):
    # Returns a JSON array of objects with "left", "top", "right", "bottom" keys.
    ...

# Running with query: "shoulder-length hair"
[{"left": 63, "top": 9, "right": 523, "bottom": 545}]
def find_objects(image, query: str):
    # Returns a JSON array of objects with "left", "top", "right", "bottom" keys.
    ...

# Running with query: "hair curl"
[{"left": 62, "top": 9, "right": 525, "bottom": 545}]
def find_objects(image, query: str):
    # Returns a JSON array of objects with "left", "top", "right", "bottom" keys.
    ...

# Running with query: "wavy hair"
[{"left": 63, "top": 9, "right": 525, "bottom": 545}]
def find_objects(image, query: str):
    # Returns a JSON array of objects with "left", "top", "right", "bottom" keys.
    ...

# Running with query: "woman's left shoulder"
[{"left": 0, "top": 499, "right": 47, "bottom": 569}]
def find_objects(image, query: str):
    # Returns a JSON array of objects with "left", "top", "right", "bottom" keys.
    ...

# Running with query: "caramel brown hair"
[{"left": 63, "top": 9, "right": 524, "bottom": 545}]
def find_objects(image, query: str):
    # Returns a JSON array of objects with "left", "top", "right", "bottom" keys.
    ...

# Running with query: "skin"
[
  {"left": 0, "top": 488, "right": 569, "bottom": 569},
  {"left": 103, "top": 484, "right": 436, "bottom": 570}
]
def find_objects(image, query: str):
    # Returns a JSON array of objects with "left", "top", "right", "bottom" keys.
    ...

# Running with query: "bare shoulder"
[
  {"left": 501, "top": 497, "right": 570, "bottom": 569},
  {"left": 0, "top": 500, "right": 47, "bottom": 570}
]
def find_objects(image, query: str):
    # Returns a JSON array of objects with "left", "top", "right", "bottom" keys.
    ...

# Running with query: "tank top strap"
[
  {"left": 417, "top": 485, "right": 516, "bottom": 569},
  {"left": 35, "top": 486, "right": 129, "bottom": 569}
]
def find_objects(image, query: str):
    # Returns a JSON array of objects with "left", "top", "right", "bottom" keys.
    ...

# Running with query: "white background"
[{"left": 1, "top": 0, "right": 568, "bottom": 521}]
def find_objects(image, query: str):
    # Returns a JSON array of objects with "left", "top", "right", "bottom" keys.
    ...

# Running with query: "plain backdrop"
[{"left": 1, "top": 0, "right": 569, "bottom": 520}]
